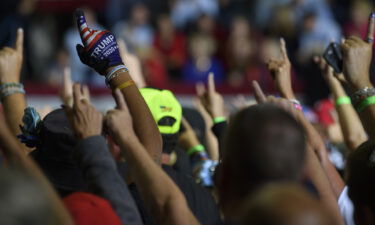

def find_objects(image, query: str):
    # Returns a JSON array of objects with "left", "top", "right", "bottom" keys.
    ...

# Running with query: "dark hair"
[
  {"left": 218, "top": 104, "right": 306, "bottom": 215},
  {"left": 162, "top": 107, "right": 207, "bottom": 154},
  {"left": 30, "top": 109, "right": 87, "bottom": 196},
  {"left": 239, "top": 183, "right": 333, "bottom": 225},
  {"left": 346, "top": 141, "right": 375, "bottom": 210},
  {"left": 162, "top": 133, "right": 179, "bottom": 154},
  {"left": 0, "top": 168, "right": 54, "bottom": 225}
]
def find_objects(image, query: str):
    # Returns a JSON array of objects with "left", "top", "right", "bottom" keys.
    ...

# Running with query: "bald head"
[{"left": 239, "top": 183, "right": 333, "bottom": 225}]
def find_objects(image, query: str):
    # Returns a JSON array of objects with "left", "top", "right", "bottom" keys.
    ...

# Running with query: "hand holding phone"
[{"left": 323, "top": 42, "right": 343, "bottom": 74}]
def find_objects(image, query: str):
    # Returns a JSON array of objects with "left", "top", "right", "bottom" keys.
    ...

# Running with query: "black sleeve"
[
  {"left": 74, "top": 135, "right": 143, "bottom": 225},
  {"left": 211, "top": 121, "right": 227, "bottom": 142},
  {"left": 211, "top": 121, "right": 227, "bottom": 156}
]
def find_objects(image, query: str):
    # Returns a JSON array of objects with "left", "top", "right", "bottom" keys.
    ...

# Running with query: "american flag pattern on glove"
[{"left": 75, "top": 9, "right": 123, "bottom": 75}]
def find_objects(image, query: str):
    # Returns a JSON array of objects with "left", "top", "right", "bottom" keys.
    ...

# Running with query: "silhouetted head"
[
  {"left": 346, "top": 141, "right": 375, "bottom": 225},
  {"left": 0, "top": 168, "right": 55, "bottom": 225},
  {"left": 218, "top": 104, "right": 306, "bottom": 218},
  {"left": 140, "top": 88, "right": 182, "bottom": 154},
  {"left": 239, "top": 183, "right": 333, "bottom": 225},
  {"left": 29, "top": 109, "right": 87, "bottom": 196}
]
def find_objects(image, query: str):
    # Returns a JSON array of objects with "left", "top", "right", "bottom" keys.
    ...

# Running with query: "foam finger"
[{"left": 75, "top": 9, "right": 90, "bottom": 40}]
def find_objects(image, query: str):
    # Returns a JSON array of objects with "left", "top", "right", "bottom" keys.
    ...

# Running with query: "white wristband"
[{"left": 105, "top": 65, "right": 128, "bottom": 86}]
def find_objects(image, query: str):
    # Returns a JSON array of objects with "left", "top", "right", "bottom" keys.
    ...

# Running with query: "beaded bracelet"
[
  {"left": 0, "top": 82, "right": 23, "bottom": 90},
  {"left": 0, "top": 83, "right": 25, "bottom": 100},
  {"left": 351, "top": 87, "right": 375, "bottom": 107},
  {"left": 105, "top": 65, "right": 129, "bottom": 86}
]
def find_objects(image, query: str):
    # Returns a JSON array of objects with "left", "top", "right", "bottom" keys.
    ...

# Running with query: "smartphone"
[{"left": 323, "top": 42, "right": 343, "bottom": 73}]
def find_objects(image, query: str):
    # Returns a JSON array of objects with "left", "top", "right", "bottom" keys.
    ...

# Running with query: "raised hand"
[
  {"left": 178, "top": 118, "right": 201, "bottom": 151},
  {"left": 105, "top": 89, "right": 135, "bottom": 141},
  {"left": 341, "top": 13, "right": 375, "bottom": 89},
  {"left": 266, "top": 38, "right": 295, "bottom": 99},
  {"left": 196, "top": 73, "right": 225, "bottom": 119},
  {"left": 118, "top": 39, "right": 146, "bottom": 88},
  {"left": 65, "top": 83, "right": 103, "bottom": 139},
  {"left": 252, "top": 80, "right": 267, "bottom": 104},
  {"left": 75, "top": 9, "right": 123, "bottom": 75},
  {"left": 0, "top": 28, "right": 23, "bottom": 83},
  {"left": 314, "top": 56, "right": 338, "bottom": 83},
  {"left": 264, "top": 95, "right": 301, "bottom": 119},
  {"left": 60, "top": 67, "right": 90, "bottom": 107}
]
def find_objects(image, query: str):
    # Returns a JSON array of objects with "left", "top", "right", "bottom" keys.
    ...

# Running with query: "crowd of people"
[
  {"left": 1, "top": 1, "right": 375, "bottom": 225},
  {"left": 1, "top": 0, "right": 374, "bottom": 99}
]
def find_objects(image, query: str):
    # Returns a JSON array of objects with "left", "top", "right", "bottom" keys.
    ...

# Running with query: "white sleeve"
[{"left": 338, "top": 186, "right": 355, "bottom": 225}]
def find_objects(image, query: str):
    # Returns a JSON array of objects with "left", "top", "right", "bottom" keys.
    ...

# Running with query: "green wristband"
[
  {"left": 213, "top": 117, "right": 226, "bottom": 124},
  {"left": 187, "top": 144, "right": 205, "bottom": 155},
  {"left": 335, "top": 96, "right": 351, "bottom": 106},
  {"left": 357, "top": 96, "right": 375, "bottom": 112}
]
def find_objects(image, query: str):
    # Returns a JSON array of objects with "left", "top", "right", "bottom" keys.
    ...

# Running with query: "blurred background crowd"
[
  {"left": 1, "top": 0, "right": 374, "bottom": 105},
  {"left": 1, "top": 1, "right": 375, "bottom": 224}
]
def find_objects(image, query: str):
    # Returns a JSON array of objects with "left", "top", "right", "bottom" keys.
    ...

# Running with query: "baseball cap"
[
  {"left": 140, "top": 88, "right": 182, "bottom": 134},
  {"left": 63, "top": 192, "right": 122, "bottom": 225}
]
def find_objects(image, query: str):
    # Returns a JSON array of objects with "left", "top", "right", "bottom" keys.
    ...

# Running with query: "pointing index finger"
[
  {"left": 252, "top": 80, "right": 267, "bottom": 104},
  {"left": 15, "top": 28, "right": 23, "bottom": 54},
  {"left": 75, "top": 9, "right": 91, "bottom": 45},
  {"left": 366, "top": 12, "right": 375, "bottom": 44},
  {"left": 280, "top": 37, "right": 288, "bottom": 60},
  {"left": 208, "top": 72, "right": 216, "bottom": 94},
  {"left": 73, "top": 83, "right": 82, "bottom": 107}
]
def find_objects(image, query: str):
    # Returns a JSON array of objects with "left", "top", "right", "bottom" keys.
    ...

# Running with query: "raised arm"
[
  {"left": 304, "top": 144, "right": 345, "bottom": 225},
  {"left": 267, "top": 38, "right": 296, "bottom": 100},
  {"left": 254, "top": 82, "right": 345, "bottom": 199},
  {"left": 0, "top": 112, "right": 73, "bottom": 225},
  {"left": 105, "top": 89, "right": 200, "bottom": 225},
  {"left": 341, "top": 13, "right": 375, "bottom": 141},
  {"left": 264, "top": 38, "right": 346, "bottom": 198},
  {"left": 0, "top": 28, "right": 27, "bottom": 139},
  {"left": 74, "top": 9, "right": 162, "bottom": 163},
  {"left": 294, "top": 104, "right": 346, "bottom": 199},
  {"left": 315, "top": 56, "right": 367, "bottom": 150},
  {"left": 64, "top": 84, "right": 143, "bottom": 225},
  {"left": 193, "top": 98, "right": 219, "bottom": 162},
  {"left": 196, "top": 73, "right": 226, "bottom": 158}
]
